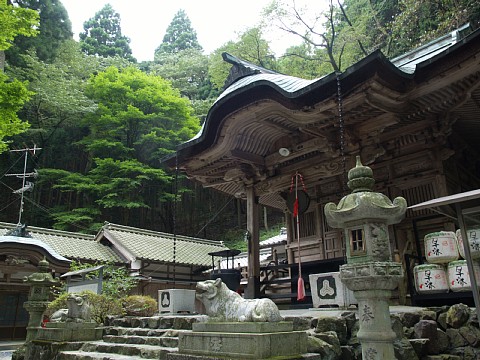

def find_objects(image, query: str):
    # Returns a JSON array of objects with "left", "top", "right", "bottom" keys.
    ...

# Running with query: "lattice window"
[
  {"left": 401, "top": 183, "right": 436, "bottom": 218},
  {"left": 293, "top": 211, "right": 317, "bottom": 238},
  {"left": 349, "top": 227, "right": 365, "bottom": 255}
]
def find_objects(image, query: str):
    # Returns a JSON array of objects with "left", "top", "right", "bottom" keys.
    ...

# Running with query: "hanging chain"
[{"left": 336, "top": 72, "right": 347, "bottom": 193}]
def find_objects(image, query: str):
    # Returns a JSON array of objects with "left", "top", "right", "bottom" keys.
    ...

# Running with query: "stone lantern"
[
  {"left": 23, "top": 258, "right": 59, "bottom": 342},
  {"left": 324, "top": 156, "right": 407, "bottom": 359}
]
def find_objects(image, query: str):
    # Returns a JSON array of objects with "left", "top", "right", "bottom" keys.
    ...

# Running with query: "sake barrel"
[
  {"left": 447, "top": 260, "right": 480, "bottom": 292},
  {"left": 456, "top": 229, "right": 480, "bottom": 260},
  {"left": 414, "top": 264, "right": 449, "bottom": 294},
  {"left": 424, "top": 231, "right": 459, "bottom": 264}
]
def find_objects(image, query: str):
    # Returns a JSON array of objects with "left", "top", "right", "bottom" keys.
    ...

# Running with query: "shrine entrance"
[{"left": 165, "top": 27, "right": 480, "bottom": 303}]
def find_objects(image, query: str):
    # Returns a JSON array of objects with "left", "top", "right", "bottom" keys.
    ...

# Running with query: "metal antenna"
[{"left": 6, "top": 145, "right": 41, "bottom": 225}]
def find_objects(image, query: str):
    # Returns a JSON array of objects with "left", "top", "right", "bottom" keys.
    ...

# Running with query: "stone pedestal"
[
  {"left": 340, "top": 262, "right": 403, "bottom": 359},
  {"left": 169, "top": 322, "right": 310, "bottom": 360},
  {"left": 36, "top": 321, "right": 103, "bottom": 342},
  {"left": 23, "top": 300, "right": 49, "bottom": 342}
]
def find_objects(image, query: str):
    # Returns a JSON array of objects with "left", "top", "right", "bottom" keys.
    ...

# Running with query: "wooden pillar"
[{"left": 245, "top": 186, "right": 260, "bottom": 298}]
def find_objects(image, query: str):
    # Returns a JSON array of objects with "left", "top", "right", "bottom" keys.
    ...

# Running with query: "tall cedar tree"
[
  {"left": 5, "top": 0, "right": 72, "bottom": 66},
  {"left": 79, "top": 4, "right": 135, "bottom": 62},
  {"left": 155, "top": 9, "right": 202, "bottom": 55}
]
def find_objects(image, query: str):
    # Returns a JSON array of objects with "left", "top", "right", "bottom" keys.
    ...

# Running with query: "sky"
[{"left": 61, "top": 0, "right": 303, "bottom": 62}]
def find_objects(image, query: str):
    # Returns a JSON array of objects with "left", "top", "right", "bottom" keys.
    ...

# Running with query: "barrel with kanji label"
[
  {"left": 447, "top": 260, "right": 480, "bottom": 292},
  {"left": 424, "top": 231, "right": 459, "bottom": 264},
  {"left": 456, "top": 229, "right": 480, "bottom": 260},
  {"left": 414, "top": 264, "right": 449, "bottom": 294}
]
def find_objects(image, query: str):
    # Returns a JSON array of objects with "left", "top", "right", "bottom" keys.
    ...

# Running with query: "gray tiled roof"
[
  {"left": 0, "top": 222, "right": 124, "bottom": 263},
  {"left": 100, "top": 223, "right": 227, "bottom": 267}
]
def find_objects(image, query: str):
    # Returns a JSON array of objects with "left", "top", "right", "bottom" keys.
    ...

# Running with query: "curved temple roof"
[{"left": 165, "top": 26, "right": 480, "bottom": 210}]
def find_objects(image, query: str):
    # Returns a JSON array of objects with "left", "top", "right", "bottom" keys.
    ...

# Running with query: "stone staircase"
[{"left": 56, "top": 314, "right": 206, "bottom": 360}]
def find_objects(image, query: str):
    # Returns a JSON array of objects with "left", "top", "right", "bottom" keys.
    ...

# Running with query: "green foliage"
[
  {"left": 79, "top": 4, "right": 135, "bottom": 62},
  {"left": 33, "top": 65, "right": 200, "bottom": 229},
  {"left": 6, "top": 0, "right": 72, "bottom": 66},
  {"left": 221, "top": 227, "right": 248, "bottom": 252},
  {"left": 123, "top": 295, "right": 157, "bottom": 317},
  {"left": 385, "top": 0, "right": 480, "bottom": 57},
  {"left": 86, "top": 291, "right": 124, "bottom": 324},
  {"left": 46, "top": 260, "right": 138, "bottom": 323},
  {"left": 208, "top": 27, "right": 276, "bottom": 91},
  {"left": 46, "top": 290, "right": 124, "bottom": 324},
  {"left": 155, "top": 9, "right": 202, "bottom": 55},
  {"left": 69, "top": 261, "right": 138, "bottom": 298},
  {"left": 0, "top": 0, "right": 39, "bottom": 51},
  {"left": 152, "top": 49, "right": 213, "bottom": 100},
  {"left": 0, "top": 71, "right": 33, "bottom": 153},
  {"left": 83, "top": 66, "right": 199, "bottom": 160},
  {"left": 264, "top": 0, "right": 480, "bottom": 75},
  {"left": 277, "top": 43, "right": 325, "bottom": 79},
  {"left": 11, "top": 44, "right": 97, "bottom": 148}
]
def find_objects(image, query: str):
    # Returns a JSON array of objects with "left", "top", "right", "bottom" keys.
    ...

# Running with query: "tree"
[
  {"left": 0, "top": 0, "right": 38, "bottom": 153},
  {"left": 5, "top": 0, "right": 72, "bottom": 66},
  {"left": 208, "top": 27, "right": 276, "bottom": 91},
  {"left": 155, "top": 9, "right": 202, "bottom": 55},
  {"left": 385, "top": 0, "right": 480, "bottom": 57},
  {"left": 277, "top": 42, "right": 323, "bottom": 79},
  {"left": 0, "top": 73, "right": 33, "bottom": 153},
  {"left": 42, "top": 66, "right": 199, "bottom": 229},
  {"left": 0, "top": 0, "right": 38, "bottom": 52},
  {"left": 12, "top": 42, "right": 97, "bottom": 158},
  {"left": 79, "top": 4, "right": 135, "bottom": 62},
  {"left": 263, "top": 0, "right": 352, "bottom": 73},
  {"left": 264, "top": 0, "right": 480, "bottom": 77}
]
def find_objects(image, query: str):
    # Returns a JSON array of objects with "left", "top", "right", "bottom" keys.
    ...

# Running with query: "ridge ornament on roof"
[{"left": 222, "top": 52, "right": 278, "bottom": 88}]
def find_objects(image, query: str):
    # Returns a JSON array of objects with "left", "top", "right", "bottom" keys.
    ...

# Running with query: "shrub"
[
  {"left": 123, "top": 295, "right": 158, "bottom": 317},
  {"left": 46, "top": 290, "right": 124, "bottom": 324}
]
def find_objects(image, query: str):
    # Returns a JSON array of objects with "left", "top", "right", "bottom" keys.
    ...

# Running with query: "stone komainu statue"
[
  {"left": 196, "top": 278, "right": 283, "bottom": 322},
  {"left": 50, "top": 294, "right": 92, "bottom": 323}
]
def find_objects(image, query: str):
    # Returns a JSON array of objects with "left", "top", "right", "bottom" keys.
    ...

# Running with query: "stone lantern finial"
[{"left": 347, "top": 156, "right": 375, "bottom": 192}]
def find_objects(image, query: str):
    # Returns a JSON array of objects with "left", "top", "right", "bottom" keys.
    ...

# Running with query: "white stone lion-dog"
[{"left": 196, "top": 278, "right": 283, "bottom": 322}]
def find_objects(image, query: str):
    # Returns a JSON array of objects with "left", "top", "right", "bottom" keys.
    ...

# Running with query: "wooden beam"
[
  {"left": 245, "top": 186, "right": 260, "bottom": 299},
  {"left": 230, "top": 149, "right": 265, "bottom": 166}
]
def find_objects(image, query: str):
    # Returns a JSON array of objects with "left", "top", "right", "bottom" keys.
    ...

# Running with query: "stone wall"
[{"left": 285, "top": 303, "right": 480, "bottom": 360}]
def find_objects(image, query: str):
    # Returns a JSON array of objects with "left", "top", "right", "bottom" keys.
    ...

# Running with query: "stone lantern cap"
[
  {"left": 324, "top": 156, "right": 407, "bottom": 228},
  {"left": 23, "top": 257, "right": 59, "bottom": 286}
]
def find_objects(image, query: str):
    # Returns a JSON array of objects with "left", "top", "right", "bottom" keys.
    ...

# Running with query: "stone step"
[
  {"left": 103, "top": 334, "right": 178, "bottom": 348},
  {"left": 107, "top": 315, "right": 206, "bottom": 330},
  {"left": 58, "top": 350, "right": 149, "bottom": 360},
  {"left": 105, "top": 326, "right": 190, "bottom": 338},
  {"left": 105, "top": 326, "right": 170, "bottom": 336},
  {"left": 78, "top": 341, "right": 177, "bottom": 359}
]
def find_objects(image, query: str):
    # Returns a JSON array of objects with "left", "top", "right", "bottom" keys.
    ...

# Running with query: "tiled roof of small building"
[
  {"left": 99, "top": 223, "right": 227, "bottom": 267},
  {"left": 0, "top": 222, "right": 124, "bottom": 263}
]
